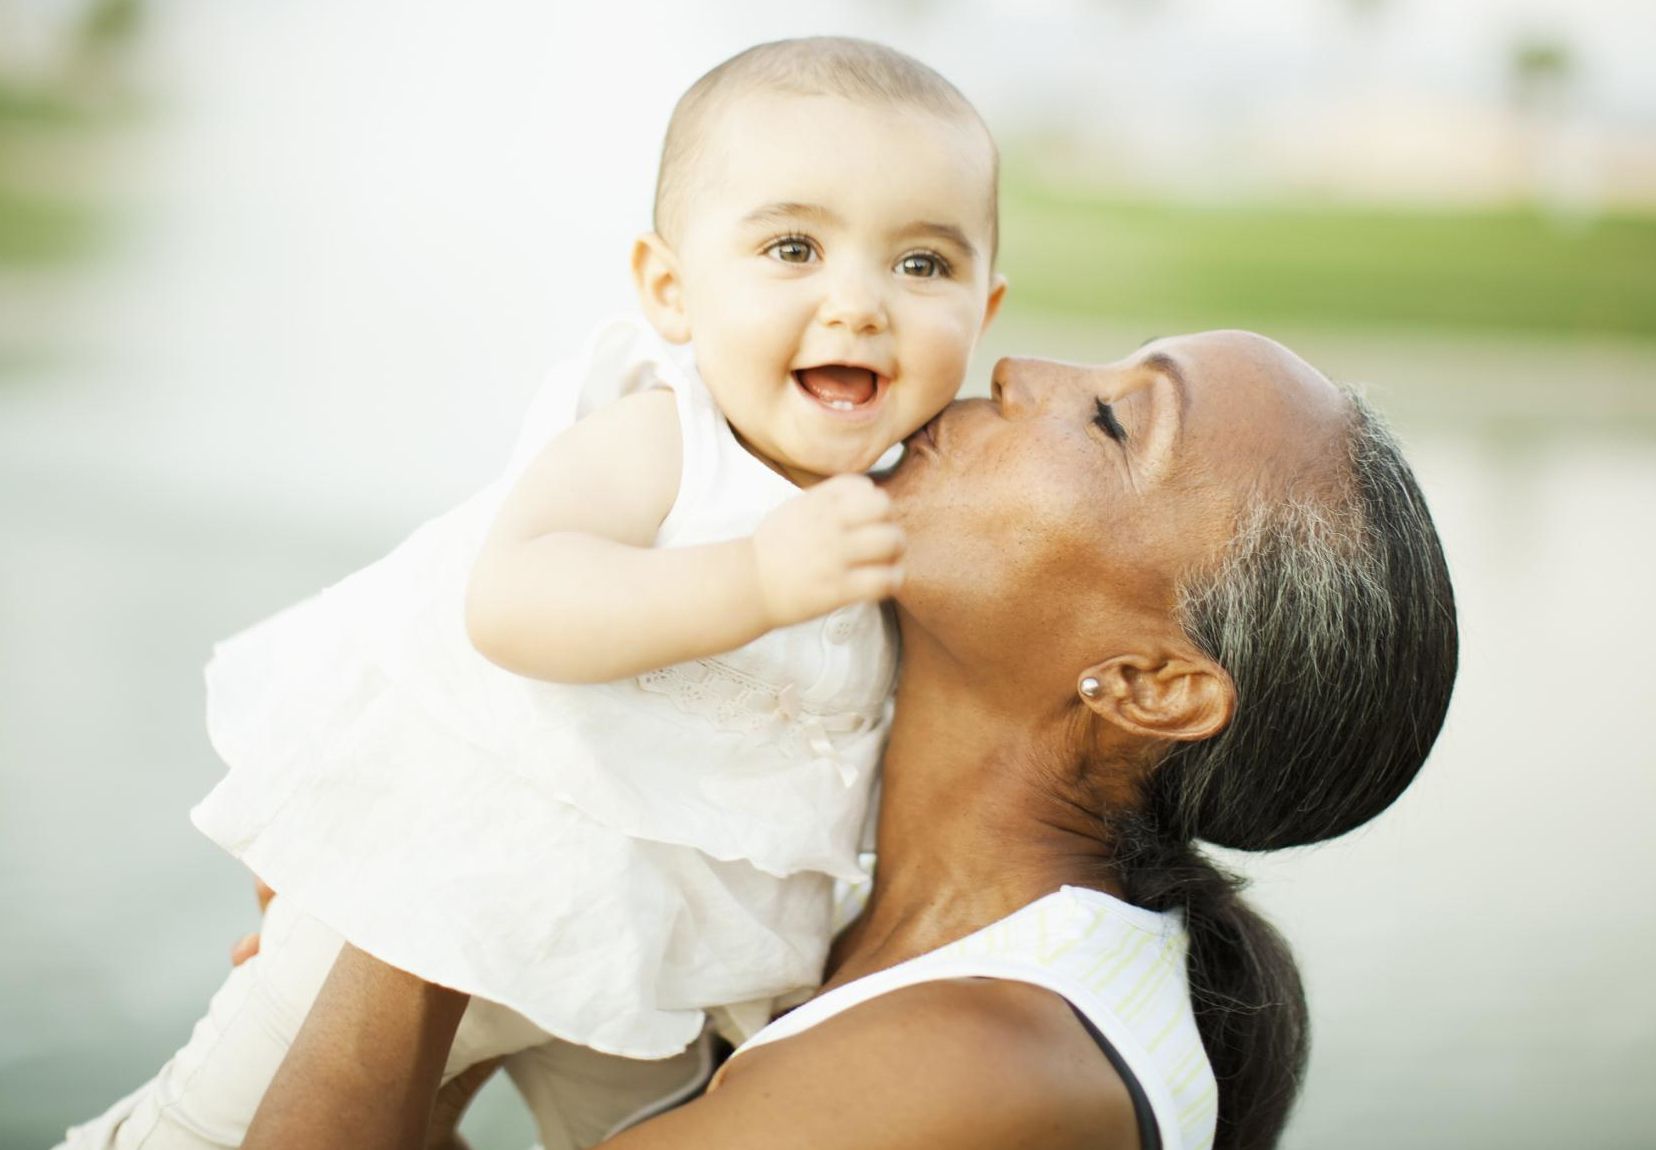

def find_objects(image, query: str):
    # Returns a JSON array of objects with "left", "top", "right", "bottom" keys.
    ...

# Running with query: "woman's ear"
[
  {"left": 1077, "top": 651, "right": 1235, "bottom": 744},
  {"left": 631, "top": 233, "right": 690, "bottom": 344},
  {"left": 981, "top": 273, "right": 1008, "bottom": 334}
]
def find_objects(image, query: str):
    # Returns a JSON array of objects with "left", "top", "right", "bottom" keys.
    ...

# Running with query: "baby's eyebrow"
[
  {"left": 741, "top": 202, "right": 842, "bottom": 229},
  {"left": 891, "top": 221, "right": 978, "bottom": 261},
  {"left": 739, "top": 205, "right": 979, "bottom": 261}
]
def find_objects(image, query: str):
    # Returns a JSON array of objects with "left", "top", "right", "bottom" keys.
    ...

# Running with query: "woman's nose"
[
  {"left": 991, "top": 357, "right": 1047, "bottom": 417},
  {"left": 992, "top": 357, "right": 1099, "bottom": 417}
]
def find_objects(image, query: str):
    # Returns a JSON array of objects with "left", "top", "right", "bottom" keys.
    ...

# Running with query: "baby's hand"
[{"left": 753, "top": 474, "right": 905, "bottom": 628}]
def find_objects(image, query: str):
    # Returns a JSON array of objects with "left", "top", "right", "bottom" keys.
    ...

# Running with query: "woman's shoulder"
[{"left": 701, "top": 977, "right": 1140, "bottom": 1150}]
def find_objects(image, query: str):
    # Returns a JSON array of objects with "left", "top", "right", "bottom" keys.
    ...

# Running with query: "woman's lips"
[{"left": 909, "top": 412, "right": 942, "bottom": 456}]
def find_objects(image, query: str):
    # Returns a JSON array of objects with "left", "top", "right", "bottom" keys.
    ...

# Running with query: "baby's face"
[{"left": 659, "top": 91, "right": 1004, "bottom": 484}]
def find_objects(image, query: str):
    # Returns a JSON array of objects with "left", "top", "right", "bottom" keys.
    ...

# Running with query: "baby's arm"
[{"left": 466, "top": 388, "right": 903, "bottom": 684}]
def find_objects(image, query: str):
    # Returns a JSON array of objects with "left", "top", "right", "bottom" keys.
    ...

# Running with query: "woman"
[{"left": 242, "top": 330, "right": 1458, "bottom": 1150}]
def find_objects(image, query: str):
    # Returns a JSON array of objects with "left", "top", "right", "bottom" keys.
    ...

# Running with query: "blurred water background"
[{"left": 2, "top": 1, "right": 1654, "bottom": 1147}]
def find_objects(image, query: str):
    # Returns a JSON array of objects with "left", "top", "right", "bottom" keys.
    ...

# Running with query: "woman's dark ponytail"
[{"left": 1114, "top": 806, "right": 1308, "bottom": 1150}]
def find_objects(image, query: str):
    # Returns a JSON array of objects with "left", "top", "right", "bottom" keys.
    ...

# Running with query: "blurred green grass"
[
  {"left": 1001, "top": 179, "right": 1656, "bottom": 339},
  {"left": 0, "top": 84, "right": 110, "bottom": 377},
  {"left": 0, "top": 185, "right": 96, "bottom": 264},
  {"left": 4, "top": 95, "right": 1656, "bottom": 343},
  {"left": 0, "top": 85, "right": 102, "bottom": 265}
]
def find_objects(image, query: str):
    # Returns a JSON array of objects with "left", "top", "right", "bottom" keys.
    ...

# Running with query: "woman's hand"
[
  {"left": 229, "top": 876, "right": 276, "bottom": 966},
  {"left": 425, "top": 1058, "right": 502, "bottom": 1150}
]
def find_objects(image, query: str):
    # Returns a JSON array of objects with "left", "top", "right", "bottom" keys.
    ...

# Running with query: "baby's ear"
[{"left": 631, "top": 233, "right": 691, "bottom": 344}]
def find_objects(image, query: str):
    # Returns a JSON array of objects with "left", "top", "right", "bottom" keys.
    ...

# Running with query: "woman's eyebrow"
[
  {"left": 1129, "top": 351, "right": 1188, "bottom": 476},
  {"left": 1139, "top": 352, "right": 1190, "bottom": 420}
]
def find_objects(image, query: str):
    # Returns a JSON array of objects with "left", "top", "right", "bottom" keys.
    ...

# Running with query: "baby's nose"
[{"left": 820, "top": 271, "right": 888, "bottom": 333}]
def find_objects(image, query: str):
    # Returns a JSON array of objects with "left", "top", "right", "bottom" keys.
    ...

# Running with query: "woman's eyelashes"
[{"left": 1093, "top": 398, "right": 1127, "bottom": 442}]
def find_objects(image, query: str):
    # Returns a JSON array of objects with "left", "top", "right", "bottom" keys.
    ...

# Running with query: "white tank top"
[{"left": 729, "top": 886, "right": 1218, "bottom": 1150}]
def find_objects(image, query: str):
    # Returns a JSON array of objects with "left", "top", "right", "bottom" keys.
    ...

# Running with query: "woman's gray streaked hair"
[
  {"left": 1160, "top": 386, "right": 1457, "bottom": 852},
  {"left": 1114, "top": 384, "right": 1458, "bottom": 1150}
]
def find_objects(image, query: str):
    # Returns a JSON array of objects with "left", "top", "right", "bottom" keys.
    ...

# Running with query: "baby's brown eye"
[
  {"left": 898, "top": 252, "right": 946, "bottom": 278},
  {"left": 767, "top": 237, "right": 815, "bottom": 264}
]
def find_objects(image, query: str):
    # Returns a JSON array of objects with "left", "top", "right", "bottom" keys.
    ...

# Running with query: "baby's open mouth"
[{"left": 794, "top": 365, "right": 882, "bottom": 412}]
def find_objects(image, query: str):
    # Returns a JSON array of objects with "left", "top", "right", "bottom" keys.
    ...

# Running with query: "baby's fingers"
[
  {"left": 818, "top": 473, "right": 894, "bottom": 526},
  {"left": 843, "top": 562, "right": 904, "bottom": 603},
  {"left": 843, "top": 523, "right": 906, "bottom": 566}
]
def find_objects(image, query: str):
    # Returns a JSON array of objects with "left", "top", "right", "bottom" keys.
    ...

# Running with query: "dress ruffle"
[
  {"left": 196, "top": 479, "right": 878, "bottom": 882},
  {"left": 193, "top": 713, "right": 832, "bottom": 1057}
]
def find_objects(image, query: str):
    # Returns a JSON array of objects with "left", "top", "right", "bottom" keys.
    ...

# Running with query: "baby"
[{"left": 61, "top": 36, "right": 1005, "bottom": 1150}]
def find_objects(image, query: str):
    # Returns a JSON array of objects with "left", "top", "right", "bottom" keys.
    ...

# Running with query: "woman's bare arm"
[
  {"left": 601, "top": 979, "right": 1139, "bottom": 1150},
  {"left": 242, "top": 944, "right": 469, "bottom": 1150},
  {"left": 245, "top": 952, "right": 1137, "bottom": 1150}
]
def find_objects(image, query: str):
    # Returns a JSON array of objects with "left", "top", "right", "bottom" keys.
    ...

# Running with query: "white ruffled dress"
[{"left": 190, "top": 317, "right": 896, "bottom": 1058}]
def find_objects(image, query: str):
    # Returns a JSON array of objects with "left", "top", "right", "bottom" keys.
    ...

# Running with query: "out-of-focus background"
[{"left": 3, "top": 1, "right": 1653, "bottom": 1146}]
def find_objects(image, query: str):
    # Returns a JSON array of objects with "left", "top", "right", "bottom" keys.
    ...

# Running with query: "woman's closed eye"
[{"left": 1093, "top": 398, "right": 1126, "bottom": 442}]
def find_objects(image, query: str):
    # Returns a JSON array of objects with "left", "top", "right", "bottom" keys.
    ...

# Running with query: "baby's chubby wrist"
[
  {"left": 747, "top": 528, "right": 799, "bottom": 632},
  {"left": 748, "top": 475, "right": 905, "bottom": 632}
]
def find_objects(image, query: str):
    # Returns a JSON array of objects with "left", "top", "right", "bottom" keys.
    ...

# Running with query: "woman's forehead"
[
  {"left": 1136, "top": 331, "right": 1349, "bottom": 482},
  {"left": 1139, "top": 331, "right": 1333, "bottom": 401}
]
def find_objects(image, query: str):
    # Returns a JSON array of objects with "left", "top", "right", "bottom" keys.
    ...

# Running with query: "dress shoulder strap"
[
  {"left": 503, "top": 315, "right": 701, "bottom": 477},
  {"left": 504, "top": 315, "right": 803, "bottom": 548}
]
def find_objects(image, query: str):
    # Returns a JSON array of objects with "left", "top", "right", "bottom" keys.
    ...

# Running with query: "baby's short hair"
[{"left": 653, "top": 37, "right": 998, "bottom": 255}]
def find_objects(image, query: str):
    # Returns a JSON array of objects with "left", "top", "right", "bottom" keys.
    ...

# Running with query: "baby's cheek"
[
  {"left": 707, "top": 316, "right": 786, "bottom": 379},
  {"left": 924, "top": 336, "right": 974, "bottom": 401},
  {"left": 929, "top": 312, "right": 982, "bottom": 369}
]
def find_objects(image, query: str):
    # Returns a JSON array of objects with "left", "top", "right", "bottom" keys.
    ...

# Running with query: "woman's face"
[{"left": 883, "top": 330, "right": 1351, "bottom": 694}]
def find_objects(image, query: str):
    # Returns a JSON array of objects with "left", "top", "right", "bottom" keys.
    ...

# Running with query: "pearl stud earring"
[{"left": 1079, "top": 676, "right": 1103, "bottom": 699}]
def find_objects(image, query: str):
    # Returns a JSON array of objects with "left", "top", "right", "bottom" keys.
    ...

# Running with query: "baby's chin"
[{"left": 791, "top": 438, "right": 907, "bottom": 481}]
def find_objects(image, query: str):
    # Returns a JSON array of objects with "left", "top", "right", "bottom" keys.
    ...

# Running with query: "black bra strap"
[{"left": 1066, "top": 1002, "right": 1162, "bottom": 1150}]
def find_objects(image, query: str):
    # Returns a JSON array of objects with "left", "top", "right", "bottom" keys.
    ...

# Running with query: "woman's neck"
[{"left": 824, "top": 643, "right": 1122, "bottom": 989}]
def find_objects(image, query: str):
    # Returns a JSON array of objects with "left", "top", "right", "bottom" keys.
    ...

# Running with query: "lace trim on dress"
[{"left": 636, "top": 660, "right": 877, "bottom": 787}]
